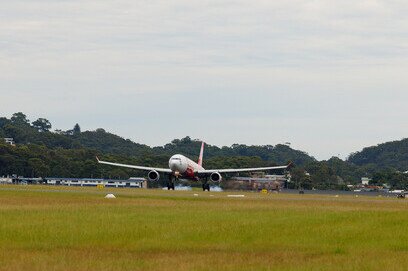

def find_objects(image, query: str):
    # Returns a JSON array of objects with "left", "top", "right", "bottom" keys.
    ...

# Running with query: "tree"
[
  {"left": 10, "top": 112, "right": 30, "bottom": 126},
  {"left": 28, "top": 158, "right": 49, "bottom": 177},
  {"left": 290, "top": 167, "right": 312, "bottom": 189},
  {"left": 0, "top": 117, "right": 10, "bottom": 129},
  {"left": 73, "top": 123, "right": 81, "bottom": 135},
  {"left": 32, "top": 118, "right": 52, "bottom": 132}
]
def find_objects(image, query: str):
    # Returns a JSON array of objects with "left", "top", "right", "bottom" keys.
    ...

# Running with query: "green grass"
[{"left": 1, "top": 185, "right": 408, "bottom": 270}]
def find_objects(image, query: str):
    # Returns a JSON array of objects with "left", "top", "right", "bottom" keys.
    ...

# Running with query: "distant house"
[
  {"left": 4, "top": 138, "right": 15, "bottom": 146},
  {"left": 0, "top": 177, "right": 12, "bottom": 184},
  {"left": 361, "top": 177, "right": 371, "bottom": 186}
]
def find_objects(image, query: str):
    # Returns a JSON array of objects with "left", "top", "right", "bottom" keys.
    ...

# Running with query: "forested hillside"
[
  {"left": 77, "top": 129, "right": 152, "bottom": 156},
  {"left": 348, "top": 139, "right": 408, "bottom": 171},
  {"left": 0, "top": 113, "right": 313, "bottom": 178},
  {"left": 2, "top": 112, "right": 408, "bottom": 189},
  {"left": 0, "top": 113, "right": 314, "bottom": 164}
]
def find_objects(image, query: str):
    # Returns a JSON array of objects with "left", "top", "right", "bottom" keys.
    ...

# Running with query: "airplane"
[{"left": 96, "top": 142, "right": 291, "bottom": 191}]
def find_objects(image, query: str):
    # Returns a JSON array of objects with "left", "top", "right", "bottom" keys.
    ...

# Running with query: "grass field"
[{"left": 1, "top": 186, "right": 408, "bottom": 270}]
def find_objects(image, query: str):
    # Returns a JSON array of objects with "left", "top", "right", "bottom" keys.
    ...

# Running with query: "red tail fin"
[{"left": 198, "top": 142, "right": 204, "bottom": 167}]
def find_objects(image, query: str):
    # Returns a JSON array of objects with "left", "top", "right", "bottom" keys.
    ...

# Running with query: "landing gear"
[
  {"left": 202, "top": 183, "right": 210, "bottom": 191},
  {"left": 201, "top": 177, "right": 210, "bottom": 191},
  {"left": 167, "top": 175, "right": 176, "bottom": 190}
]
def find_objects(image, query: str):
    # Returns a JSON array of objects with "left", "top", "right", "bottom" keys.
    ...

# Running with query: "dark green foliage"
[
  {"left": 0, "top": 141, "right": 161, "bottom": 179},
  {"left": 76, "top": 129, "right": 152, "bottom": 156},
  {"left": 1, "top": 112, "right": 408, "bottom": 189},
  {"left": 305, "top": 162, "right": 340, "bottom": 189},
  {"left": 153, "top": 137, "right": 314, "bottom": 166},
  {"left": 287, "top": 157, "right": 373, "bottom": 190},
  {"left": 32, "top": 118, "right": 52, "bottom": 132},
  {"left": 73, "top": 123, "right": 81, "bottom": 135},
  {"left": 288, "top": 166, "right": 312, "bottom": 190},
  {"left": 348, "top": 138, "right": 408, "bottom": 171},
  {"left": 371, "top": 169, "right": 408, "bottom": 189},
  {"left": 10, "top": 112, "right": 30, "bottom": 126},
  {"left": 0, "top": 117, "right": 11, "bottom": 129},
  {"left": 27, "top": 158, "right": 50, "bottom": 177},
  {"left": 317, "top": 157, "right": 365, "bottom": 183},
  {"left": 0, "top": 113, "right": 316, "bottom": 181}
]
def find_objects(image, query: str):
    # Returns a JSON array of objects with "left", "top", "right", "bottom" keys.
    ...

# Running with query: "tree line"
[{"left": 1, "top": 112, "right": 408, "bottom": 189}]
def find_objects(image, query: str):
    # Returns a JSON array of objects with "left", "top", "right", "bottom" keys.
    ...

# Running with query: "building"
[
  {"left": 0, "top": 177, "right": 12, "bottom": 184},
  {"left": 228, "top": 174, "right": 288, "bottom": 191},
  {"left": 45, "top": 177, "right": 147, "bottom": 188},
  {"left": 11, "top": 177, "right": 43, "bottom": 184},
  {"left": 361, "top": 177, "right": 371, "bottom": 186},
  {"left": 3, "top": 138, "right": 15, "bottom": 146}
]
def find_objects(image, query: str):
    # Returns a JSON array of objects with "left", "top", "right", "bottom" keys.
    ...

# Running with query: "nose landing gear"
[{"left": 167, "top": 175, "right": 176, "bottom": 190}]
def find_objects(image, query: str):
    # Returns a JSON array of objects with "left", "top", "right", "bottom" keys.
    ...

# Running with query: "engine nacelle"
[
  {"left": 210, "top": 172, "right": 222, "bottom": 183},
  {"left": 147, "top": 170, "right": 160, "bottom": 182}
]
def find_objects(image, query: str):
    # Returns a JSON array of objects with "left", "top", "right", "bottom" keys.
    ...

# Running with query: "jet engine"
[
  {"left": 210, "top": 172, "right": 222, "bottom": 182},
  {"left": 147, "top": 170, "right": 160, "bottom": 182}
]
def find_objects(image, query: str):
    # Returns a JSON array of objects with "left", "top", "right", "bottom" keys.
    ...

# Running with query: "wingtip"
[{"left": 96, "top": 156, "right": 100, "bottom": 162}]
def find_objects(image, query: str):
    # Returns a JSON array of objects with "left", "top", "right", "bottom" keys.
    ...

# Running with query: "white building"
[
  {"left": 361, "top": 177, "right": 371, "bottom": 186},
  {"left": 45, "top": 177, "right": 146, "bottom": 188},
  {"left": 0, "top": 177, "right": 12, "bottom": 184},
  {"left": 4, "top": 138, "right": 15, "bottom": 146}
]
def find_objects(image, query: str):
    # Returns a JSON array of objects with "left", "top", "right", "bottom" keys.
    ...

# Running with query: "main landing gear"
[
  {"left": 202, "top": 182, "right": 210, "bottom": 191},
  {"left": 167, "top": 182, "right": 175, "bottom": 190}
]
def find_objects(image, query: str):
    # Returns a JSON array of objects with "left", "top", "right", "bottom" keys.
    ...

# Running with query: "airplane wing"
[
  {"left": 96, "top": 157, "right": 172, "bottom": 173},
  {"left": 197, "top": 164, "right": 291, "bottom": 175}
]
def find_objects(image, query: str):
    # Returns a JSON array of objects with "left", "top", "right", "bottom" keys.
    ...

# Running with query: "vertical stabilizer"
[{"left": 198, "top": 142, "right": 204, "bottom": 167}]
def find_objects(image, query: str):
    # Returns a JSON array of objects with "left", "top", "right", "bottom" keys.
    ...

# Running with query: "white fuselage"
[{"left": 168, "top": 154, "right": 204, "bottom": 179}]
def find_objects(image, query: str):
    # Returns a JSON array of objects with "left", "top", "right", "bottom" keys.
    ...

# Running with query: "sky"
[{"left": 1, "top": 0, "right": 408, "bottom": 160}]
